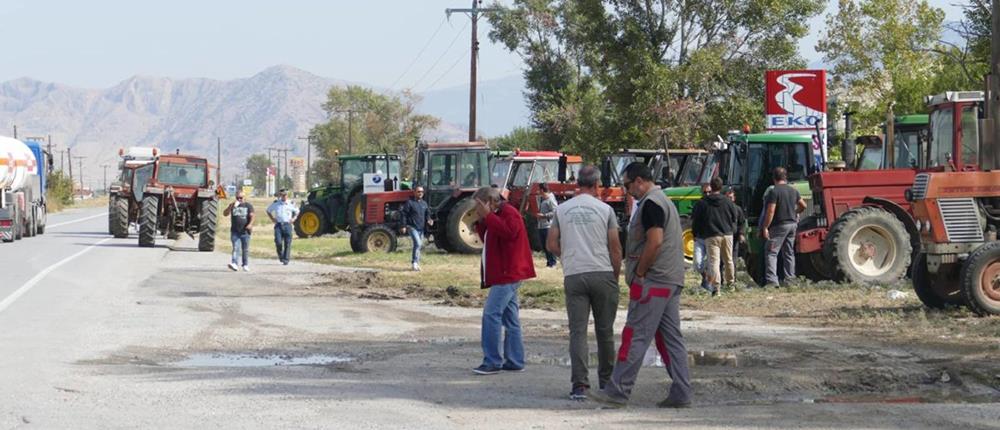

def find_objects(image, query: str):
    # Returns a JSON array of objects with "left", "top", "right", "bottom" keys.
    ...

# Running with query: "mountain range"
[{"left": 0, "top": 65, "right": 529, "bottom": 188}]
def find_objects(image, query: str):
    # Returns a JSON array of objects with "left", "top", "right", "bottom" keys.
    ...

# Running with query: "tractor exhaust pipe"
[{"left": 842, "top": 110, "right": 856, "bottom": 168}]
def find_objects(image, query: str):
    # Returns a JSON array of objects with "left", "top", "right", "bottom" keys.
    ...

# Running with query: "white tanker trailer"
[{"left": 0, "top": 136, "right": 48, "bottom": 242}]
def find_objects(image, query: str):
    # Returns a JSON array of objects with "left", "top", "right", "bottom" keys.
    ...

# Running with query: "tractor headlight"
[{"left": 914, "top": 220, "right": 922, "bottom": 231}]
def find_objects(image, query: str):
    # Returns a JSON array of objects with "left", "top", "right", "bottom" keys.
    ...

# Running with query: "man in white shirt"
[{"left": 266, "top": 189, "right": 300, "bottom": 265}]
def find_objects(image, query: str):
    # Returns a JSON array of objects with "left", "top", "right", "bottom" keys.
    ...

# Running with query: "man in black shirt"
[
  {"left": 401, "top": 186, "right": 433, "bottom": 271},
  {"left": 692, "top": 177, "right": 741, "bottom": 295},
  {"left": 760, "top": 167, "right": 807, "bottom": 286},
  {"left": 223, "top": 191, "right": 254, "bottom": 271}
]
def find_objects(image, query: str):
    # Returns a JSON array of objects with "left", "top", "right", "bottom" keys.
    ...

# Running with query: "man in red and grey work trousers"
[{"left": 591, "top": 161, "right": 692, "bottom": 408}]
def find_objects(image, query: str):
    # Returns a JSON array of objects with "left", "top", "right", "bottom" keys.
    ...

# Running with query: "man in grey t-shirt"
[{"left": 546, "top": 165, "right": 622, "bottom": 400}]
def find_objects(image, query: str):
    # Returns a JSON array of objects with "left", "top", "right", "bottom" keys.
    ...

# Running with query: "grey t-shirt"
[
  {"left": 537, "top": 194, "right": 558, "bottom": 229},
  {"left": 552, "top": 194, "right": 618, "bottom": 277}
]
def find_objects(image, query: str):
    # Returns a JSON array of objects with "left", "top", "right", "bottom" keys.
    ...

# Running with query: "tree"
[
  {"left": 817, "top": 0, "right": 945, "bottom": 131},
  {"left": 310, "top": 86, "right": 439, "bottom": 182},
  {"left": 489, "top": 0, "right": 824, "bottom": 158},
  {"left": 490, "top": 126, "right": 544, "bottom": 151},
  {"left": 245, "top": 153, "right": 270, "bottom": 193},
  {"left": 932, "top": 0, "right": 991, "bottom": 91},
  {"left": 46, "top": 170, "right": 74, "bottom": 210}
]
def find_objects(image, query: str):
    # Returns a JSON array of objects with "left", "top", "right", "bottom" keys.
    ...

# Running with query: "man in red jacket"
[{"left": 471, "top": 186, "right": 537, "bottom": 375}]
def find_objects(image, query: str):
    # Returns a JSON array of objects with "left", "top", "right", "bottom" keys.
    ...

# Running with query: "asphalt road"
[{"left": 1, "top": 206, "right": 998, "bottom": 429}]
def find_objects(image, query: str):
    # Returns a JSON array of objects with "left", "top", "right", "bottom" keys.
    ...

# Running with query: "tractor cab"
[
  {"left": 925, "top": 91, "right": 984, "bottom": 172},
  {"left": 722, "top": 133, "right": 817, "bottom": 223},
  {"left": 413, "top": 142, "right": 491, "bottom": 208}
]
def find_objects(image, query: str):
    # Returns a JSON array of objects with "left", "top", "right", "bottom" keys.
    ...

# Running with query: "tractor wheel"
[
  {"left": 111, "top": 197, "right": 129, "bottom": 238},
  {"left": 745, "top": 248, "right": 765, "bottom": 287},
  {"left": 797, "top": 252, "right": 834, "bottom": 282},
  {"left": 433, "top": 230, "right": 454, "bottom": 252},
  {"left": 198, "top": 199, "right": 218, "bottom": 252},
  {"left": 446, "top": 198, "right": 483, "bottom": 254},
  {"left": 959, "top": 242, "right": 1000, "bottom": 316},
  {"left": 349, "top": 228, "right": 364, "bottom": 253},
  {"left": 107, "top": 198, "right": 115, "bottom": 234},
  {"left": 524, "top": 215, "right": 543, "bottom": 252},
  {"left": 680, "top": 216, "right": 694, "bottom": 263},
  {"left": 824, "top": 207, "right": 911, "bottom": 285},
  {"left": 359, "top": 225, "right": 397, "bottom": 253},
  {"left": 348, "top": 195, "right": 365, "bottom": 228},
  {"left": 295, "top": 205, "right": 327, "bottom": 238},
  {"left": 138, "top": 195, "right": 159, "bottom": 248},
  {"left": 912, "top": 253, "right": 947, "bottom": 309}
]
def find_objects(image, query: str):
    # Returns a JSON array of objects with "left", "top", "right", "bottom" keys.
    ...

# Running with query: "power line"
[
  {"left": 408, "top": 20, "right": 469, "bottom": 90},
  {"left": 422, "top": 50, "right": 470, "bottom": 92},
  {"left": 389, "top": 15, "right": 450, "bottom": 90}
]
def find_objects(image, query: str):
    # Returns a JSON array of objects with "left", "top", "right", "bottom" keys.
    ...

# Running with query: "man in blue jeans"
[
  {"left": 472, "top": 186, "right": 536, "bottom": 375},
  {"left": 224, "top": 191, "right": 254, "bottom": 271},
  {"left": 266, "top": 189, "right": 299, "bottom": 265},
  {"left": 400, "top": 186, "right": 433, "bottom": 271}
]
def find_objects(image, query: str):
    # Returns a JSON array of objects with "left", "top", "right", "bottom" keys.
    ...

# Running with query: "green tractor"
[
  {"left": 294, "top": 154, "right": 407, "bottom": 238},
  {"left": 718, "top": 133, "right": 818, "bottom": 285}
]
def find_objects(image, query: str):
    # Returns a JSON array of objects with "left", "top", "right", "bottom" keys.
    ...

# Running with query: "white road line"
[
  {"left": 46, "top": 212, "right": 108, "bottom": 229},
  {"left": 0, "top": 237, "right": 113, "bottom": 314}
]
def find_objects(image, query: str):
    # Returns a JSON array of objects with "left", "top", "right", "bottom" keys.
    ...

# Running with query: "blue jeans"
[
  {"left": 231, "top": 231, "right": 250, "bottom": 266},
  {"left": 273, "top": 222, "right": 293, "bottom": 262},
  {"left": 538, "top": 228, "right": 557, "bottom": 267},
  {"left": 481, "top": 282, "right": 524, "bottom": 369},
  {"left": 408, "top": 228, "right": 424, "bottom": 264}
]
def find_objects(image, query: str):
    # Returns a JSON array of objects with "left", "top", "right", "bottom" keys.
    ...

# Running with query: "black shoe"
[
  {"left": 569, "top": 385, "right": 588, "bottom": 400},
  {"left": 472, "top": 364, "right": 501, "bottom": 375},
  {"left": 501, "top": 364, "right": 524, "bottom": 372},
  {"left": 589, "top": 389, "right": 627, "bottom": 408},
  {"left": 656, "top": 397, "right": 692, "bottom": 408}
]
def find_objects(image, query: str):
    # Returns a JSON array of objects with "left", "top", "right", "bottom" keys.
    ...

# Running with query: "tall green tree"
[
  {"left": 490, "top": 126, "right": 544, "bottom": 151},
  {"left": 310, "top": 86, "right": 439, "bottom": 182},
  {"left": 817, "top": 0, "right": 945, "bottom": 131},
  {"left": 489, "top": 0, "right": 824, "bottom": 160},
  {"left": 245, "top": 153, "right": 270, "bottom": 192},
  {"left": 931, "top": 0, "right": 991, "bottom": 91}
]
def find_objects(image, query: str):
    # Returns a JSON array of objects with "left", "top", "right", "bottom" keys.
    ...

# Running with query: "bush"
[{"left": 46, "top": 171, "right": 74, "bottom": 212}]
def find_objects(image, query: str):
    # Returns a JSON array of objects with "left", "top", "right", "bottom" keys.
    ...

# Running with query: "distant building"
[{"left": 290, "top": 157, "right": 306, "bottom": 193}]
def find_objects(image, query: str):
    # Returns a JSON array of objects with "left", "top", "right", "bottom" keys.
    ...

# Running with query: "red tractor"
[
  {"left": 353, "top": 141, "right": 491, "bottom": 254},
  {"left": 491, "top": 150, "right": 582, "bottom": 250},
  {"left": 797, "top": 92, "right": 983, "bottom": 284},
  {"left": 133, "top": 152, "right": 220, "bottom": 251},
  {"left": 108, "top": 147, "right": 158, "bottom": 238}
]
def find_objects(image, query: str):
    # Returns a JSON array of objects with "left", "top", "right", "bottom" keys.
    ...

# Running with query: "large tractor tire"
[
  {"left": 433, "top": 230, "right": 454, "bottom": 252},
  {"left": 745, "top": 247, "right": 765, "bottom": 287},
  {"left": 111, "top": 197, "right": 129, "bottom": 238},
  {"left": 138, "top": 195, "right": 159, "bottom": 248},
  {"left": 797, "top": 252, "right": 835, "bottom": 282},
  {"left": 349, "top": 228, "right": 364, "bottom": 253},
  {"left": 680, "top": 215, "right": 695, "bottom": 263},
  {"left": 912, "top": 253, "right": 964, "bottom": 308},
  {"left": 294, "top": 204, "right": 327, "bottom": 238},
  {"left": 198, "top": 199, "right": 218, "bottom": 252},
  {"left": 823, "top": 207, "right": 911, "bottom": 285},
  {"left": 525, "top": 215, "right": 543, "bottom": 252},
  {"left": 959, "top": 242, "right": 1000, "bottom": 316},
  {"left": 446, "top": 198, "right": 483, "bottom": 254},
  {"left": 348, "top": 195, "right": 365, "bottom": 228},
  {"left": 359, "top": 225, "right": 397, "bottom": 253}
]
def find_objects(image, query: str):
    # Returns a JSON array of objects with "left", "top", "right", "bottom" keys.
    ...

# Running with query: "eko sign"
[{"left": 765, "top": 69, "right": 828, "bottom": 164}]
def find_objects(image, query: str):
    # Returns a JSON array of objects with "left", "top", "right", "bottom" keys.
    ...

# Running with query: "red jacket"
[{"left": 475, "top": 202, "right": 536, "bottom": 288}]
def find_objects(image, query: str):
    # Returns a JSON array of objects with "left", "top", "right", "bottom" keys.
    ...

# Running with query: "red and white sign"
[{"left": 765, "top": 69, "right": 828, "bottom": 163}]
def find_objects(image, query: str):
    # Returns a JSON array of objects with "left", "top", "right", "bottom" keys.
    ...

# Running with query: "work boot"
[
  {"left": 656, "top": 397, "right": 692, "bottom": 408},
  {"left": 588, "top": 389, "right": 627, "bottom": 408}
]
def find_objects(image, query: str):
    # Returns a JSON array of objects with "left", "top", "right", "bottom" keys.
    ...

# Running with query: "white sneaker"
[
  {"left": 228, "top": 263, "right": 239, "bottom": 271},
  {"left": 412, "top": 263, "right": 421, "bottom": 271},
  {"left": 242, "top": 265, "right": 250, "bottom": 272}
]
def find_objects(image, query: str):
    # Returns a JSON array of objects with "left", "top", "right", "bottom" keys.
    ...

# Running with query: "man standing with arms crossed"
[
  {"left": 760, "top": 167, "right": 807, "bottom": 286},
  {"left": 401, "top": 186, "right": 433, "bottom": 271},
  {"left": 266, "top": 189, "right": 299, "bottom": 265},
  {"left": 546, "top": 166, "right": 622, "bottom": 400},
  {"left": 224, "top": 190, "right": 254, "bottom": 272},
  {"left": 591, "top": 162, "right": 692, "bottom": 408}
]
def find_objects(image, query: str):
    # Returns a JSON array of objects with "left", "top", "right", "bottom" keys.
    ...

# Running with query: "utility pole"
[
  {"left": 267, "top": 146, "right": 290, "bottom": 189},
  {"left": 298, "top": 135, "right": 315, "bottom": 188},
  {"left": 12, "top": 125, "right": 16, "bottom": 139},
  {"left": 986, "top": 0, "right": 1000, "bottom": 171},
  {"left": 101, "top": 163, "right": 110, "bottom": 192},
  {"left": 334, "top": 109, "right": 359, "bottom": 153},
  {"left": 67, "top": 147, "right": 73, "bottom": 184},
  {"left": 73, "top": 156, "right": 86, "bottom": 195},
  {"left": 217, "top": 137, "right": 222, "bottom": 187},
  {"left": 447, "top": 0, "right": 497, "bottom": 142}
]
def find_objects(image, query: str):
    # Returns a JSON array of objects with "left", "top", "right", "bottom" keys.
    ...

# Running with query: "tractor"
[
  {"left": 353, "top": 141, "right": 491, "bottom": 254},
  {"left": 796, "top": 93, "right": 980, "bottom": 285},
  {"left": 108, "top": 147, "right": 158, "bottom": 238},
  {"left": 294, "top": 153, "right": 406, "bottom": 238},
  {"left": 133, "top": 152, "right": 219, "bottom": 251},
  {"left": 491, "top": 150, "right": 582, "bottom": 251}
]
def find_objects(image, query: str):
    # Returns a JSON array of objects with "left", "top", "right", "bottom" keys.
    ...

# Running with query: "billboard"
[{"left": 765, "top": 70, "right": 827, "bottom": 166}]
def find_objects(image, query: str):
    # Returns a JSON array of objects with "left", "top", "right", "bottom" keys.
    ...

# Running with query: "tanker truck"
[{"left": 0, "top": 136, "right": 48, "bottom": 242}]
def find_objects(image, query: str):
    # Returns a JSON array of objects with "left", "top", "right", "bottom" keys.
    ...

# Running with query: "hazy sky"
[{"left": 0, "top": 0, "right": 970, "bottom": 90}]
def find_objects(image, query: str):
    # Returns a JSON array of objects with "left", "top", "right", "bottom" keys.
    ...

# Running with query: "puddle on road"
[
  {"left": 173, "top": 353, "right": 353, "bottom": 368},
  {"left": 530, "top": 347, "right": 762, "bottom": 368}
]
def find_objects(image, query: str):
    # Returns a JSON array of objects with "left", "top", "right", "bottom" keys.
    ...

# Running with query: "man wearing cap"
[{"left": 266, "top": 189, "right": 299, "bottom": 265}]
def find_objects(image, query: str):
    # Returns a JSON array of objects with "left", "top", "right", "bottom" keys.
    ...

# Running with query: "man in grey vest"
[
  {"left": 546, "top": 165, "right": 622, "bottom": 400},
  {"left": 591, "top": 162, "right": 692, "bottom": 408}
]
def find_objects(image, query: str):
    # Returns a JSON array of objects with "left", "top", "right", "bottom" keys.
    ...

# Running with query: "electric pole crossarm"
[{"left": 445, "top": 0, "right": 497, "bottom": 142}]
